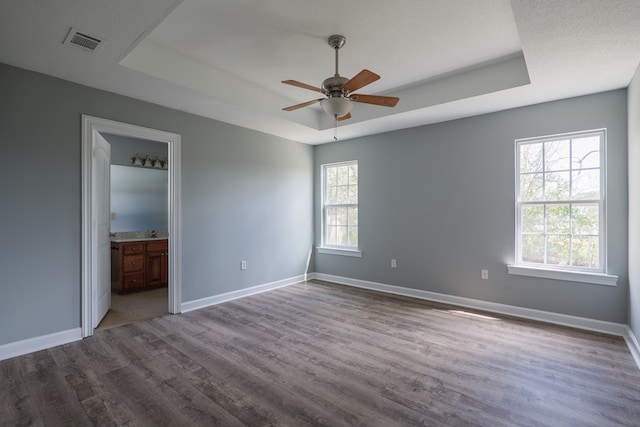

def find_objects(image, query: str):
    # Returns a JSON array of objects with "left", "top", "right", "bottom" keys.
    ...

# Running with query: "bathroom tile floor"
[{"left": 96, "top": 287, "right": 168, "bottom": 330}]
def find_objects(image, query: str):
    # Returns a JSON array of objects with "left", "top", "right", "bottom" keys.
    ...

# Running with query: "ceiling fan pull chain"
[{"left": 334, "top": 116, "right": 338, "bottom": 141}]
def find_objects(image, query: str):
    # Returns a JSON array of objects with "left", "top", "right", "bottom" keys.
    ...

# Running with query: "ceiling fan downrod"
[
  {"left": 328, "top": 34, "right": 346, "bottom": 77},
  {"left": 323, "top": 35, "right": 349, "bottom": 97}
]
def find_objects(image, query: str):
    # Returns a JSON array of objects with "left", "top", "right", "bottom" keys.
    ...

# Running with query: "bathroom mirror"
[{"left": 110, "top": 165, "right": 168, "bottom": 232}]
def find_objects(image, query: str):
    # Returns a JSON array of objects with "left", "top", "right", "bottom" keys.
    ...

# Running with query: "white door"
[{"left": 93, "top": 133, "right": 111, "bottom": 328}]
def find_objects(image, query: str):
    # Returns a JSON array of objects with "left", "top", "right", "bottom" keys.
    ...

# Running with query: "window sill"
[
  {"left": 317, "top": 247, "right": 362, "bottom": 257},
  {"left": 507, "top": 264, "right": 618, "bottom": 286}
]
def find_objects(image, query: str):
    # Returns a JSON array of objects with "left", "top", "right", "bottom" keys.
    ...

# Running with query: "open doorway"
[
  {"left": 81, "top": 115, "right": 181, "bottom": 338},
  {"left": 98, "top": 134, "right": 169, "bottom": 330}
]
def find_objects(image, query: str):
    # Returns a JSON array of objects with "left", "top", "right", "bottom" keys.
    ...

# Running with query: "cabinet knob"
[{"left": 132, "top": 262, "right": 136, "bottom": 265}]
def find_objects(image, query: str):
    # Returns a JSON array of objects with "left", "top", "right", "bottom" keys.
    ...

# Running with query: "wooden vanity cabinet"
[
  {"left": 111, "top": 239, "right": 168, "bottom": 293},
  {"left": 145, "top": 240, "right": 169, "bottom": 288}
]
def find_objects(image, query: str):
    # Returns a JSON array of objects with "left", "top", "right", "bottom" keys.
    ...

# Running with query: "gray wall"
[
  {"left": 629, "top": 66, "right": 640, "bottom": 338},
  {"left": 314, "top": 90, "right": 629, "bottom": 323},
  {"left": 0, "top": 63, "right": 313, "bottom": 345}
]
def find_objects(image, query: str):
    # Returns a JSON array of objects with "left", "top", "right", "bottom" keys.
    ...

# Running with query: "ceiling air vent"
[{"left": 63, "top": 27, "right": 105, "bottom": 53}]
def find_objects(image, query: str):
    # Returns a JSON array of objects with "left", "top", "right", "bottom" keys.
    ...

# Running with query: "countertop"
[{"left": 111, "top": 237, "right": 168, "bottom": 243}]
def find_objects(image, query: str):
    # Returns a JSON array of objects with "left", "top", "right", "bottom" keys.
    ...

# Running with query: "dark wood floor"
[{"left": 2, "top": 280, "right": 639, "bottom": 426}]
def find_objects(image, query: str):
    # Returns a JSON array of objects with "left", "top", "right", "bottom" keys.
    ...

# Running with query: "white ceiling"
[{"left": 1, "top": 0, "right": 639, "bottom": 144}]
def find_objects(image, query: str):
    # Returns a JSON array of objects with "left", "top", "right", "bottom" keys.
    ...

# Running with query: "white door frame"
[{"left": 81, "top": 115, "right": 182, "bottom": 338}]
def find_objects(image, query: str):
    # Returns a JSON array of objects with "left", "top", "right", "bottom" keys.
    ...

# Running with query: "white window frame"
[
  {"left": 508, "top": 129, "right": 617, "bottom": 286},
  {"left": 318, "top": 160, "right": 361, "bottom": 257}
]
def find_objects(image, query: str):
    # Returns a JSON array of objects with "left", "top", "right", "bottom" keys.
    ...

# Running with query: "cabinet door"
[
  {"left": 161, "top": 252, "right": 169, "bottom": 285},
  {"left": 146, "top": 252, "right": 164, "bottom": 287}
]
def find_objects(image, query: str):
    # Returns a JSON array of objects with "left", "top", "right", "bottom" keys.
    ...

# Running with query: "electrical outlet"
[
  {"left": 241, "top": 260, "right": 247, "bottom": 270},
  {"left": 481, "top": 269, "right": 488, "bottom": 280},
  {"left": 391, "top": 259, "right": 397, "bottom": 268}
]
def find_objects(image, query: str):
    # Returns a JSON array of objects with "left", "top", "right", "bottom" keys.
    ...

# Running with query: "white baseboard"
[
  {"left": 181, "top": 274, "right": 306, "bottom": 313},
  {"left": 311, "top": 273, "right": 628, "bottom": 337},
  {"left": 624, "top": 326, "right": 640, "bottom": 370},
  {"left": 0, "top": 328, "right": 82, "bottom": 362}
]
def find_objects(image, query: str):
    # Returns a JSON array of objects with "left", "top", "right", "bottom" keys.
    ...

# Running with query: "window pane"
[
  {"left": 545, "top": 172, "right": 570, "bottom": 201},
  {"left": 326, "top": 226, "right": 337, "bottom": 246},
  {"left": 547, "top": 235, "right": 570, "bottom": 265},
  {"left": 522, "top": 234, "right": 544, "bottom": 263},
  {"left": 572, "top": 136, "right": 600, "bottom": 170},
  {"left": 337, "top": 186, "right": 349, "bottom": 204},
  {"left": 547, "top": 204, "right": 570, "bottom": 234},
  {"left": 520, "top": 143, "right": 543, "bottom": 174},
  {"left": 336, "top": 207, "right": 347, "bottom": 226},
  {"left": 545, "top": 139, "right": 570, "bottom": 171},
  {"left": 521, "top": 205, "right": 544, "bottom": 233},
  {"left": 337, "top": 166, "right": 348, "bottom": 185},
  {"left": 348, "top": 226, "right": 358, "bottom": 247},
  {"left": 572, "top": 169, "right": 600, "bottom": 200},
  {"left": 326, "top": 167, "right": 337, "bottom": 186},
  {"left": 326, "top": 207, "right": 337, "bottom": 225},
  {"left": 349, "top": 185, "right": 358, "bottom": 204},
  {"left": 326, "top": 187, "right": 337, "bottom": 204},
  {"left": 348, "top": 164, "right": 358, "bottom": 184},
  {"left": 572, "top": 236, "right": 599, "bottom": 268},
  {"left": 520, "top": 173, "right": 543, "bottom": 201},
  {"left": 572, "top": 204, "right": 599, "bottom": 235},
  {"left": 348, "top": 207, "right": 358, "bottom": 226},
  {"left": 336, "top": 226, "right": 348, "bottom": 246}
]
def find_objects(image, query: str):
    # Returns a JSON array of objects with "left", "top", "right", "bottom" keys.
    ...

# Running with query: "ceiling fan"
[{"left": 282, "top": 35, "right": 399, "bottom": 130}]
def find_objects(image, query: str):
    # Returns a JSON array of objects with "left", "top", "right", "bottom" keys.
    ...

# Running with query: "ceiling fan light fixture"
[{"left": 320, "top": 97, "right": 353, "bottom": 117}]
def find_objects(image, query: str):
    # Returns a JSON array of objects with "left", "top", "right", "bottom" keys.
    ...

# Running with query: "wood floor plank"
[{"left": 1, "top": 280, "right": 639, "bottom": 426}]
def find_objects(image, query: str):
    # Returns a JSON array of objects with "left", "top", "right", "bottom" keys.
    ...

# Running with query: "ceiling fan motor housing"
[{"left": 322, "top": 75, "right": 349, "bottom": 96}]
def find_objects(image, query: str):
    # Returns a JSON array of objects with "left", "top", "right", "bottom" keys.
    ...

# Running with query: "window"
[
  {"left": 321, "top": 161, "right": 359, "bottom": 253},
  {"left": 514, "top": 130, "right": 608, "bottom": 276}
]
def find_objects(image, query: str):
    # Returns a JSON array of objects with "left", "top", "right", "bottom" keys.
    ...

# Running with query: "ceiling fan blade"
[
  {"left": 337, "top": 112, "right": 352, "bottom": 121},
  {"left": 343, "top": 69, "right": 380, "bottom": 93},
  {"left": 282, "top": 80, "right": 324, "bottom": 93},
  {"left": 351, "top": 94, "right": 399, "bottom": 107},
  {"left": 282, "top": 98, "right": 324, "bottom": 111}
]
